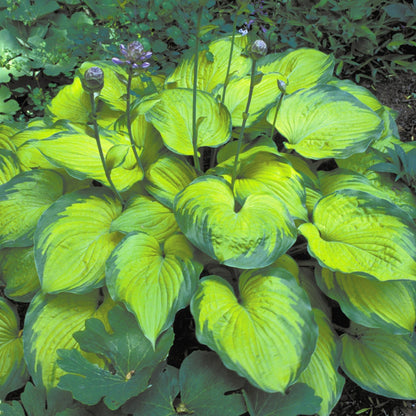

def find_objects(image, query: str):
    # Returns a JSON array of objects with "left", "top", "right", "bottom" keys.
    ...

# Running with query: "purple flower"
[
  {"left": 112, "top": 41, "right": 152, "bottom": 70},
  {"left": 239, "top": 1, "right": 268, "bottom": 35}
]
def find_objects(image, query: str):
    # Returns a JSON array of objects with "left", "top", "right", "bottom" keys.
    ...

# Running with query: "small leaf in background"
[
  {"left": 299, "top": 190, "right": 416, "bottom": 282},
  {"left": 0, "top": 297, "right": 28, "bottom": 400},
  {"left": 106, "top": 232, "right": 202, "bottom": 347},
  {"left": 0, "top": 85, "right": 20, "bottom": 121},
  {"left": 35, "top": 188, "right": 123, "bottom": 294},
  {"left": 174, "top": 175, "right": 297, "bottom": 269},
  {"left": 341, "top": 325, "right": 416, "bottom": 400},
  {"left": 0, "top": 169, "right": 64, "bottom": 249},
  {"left": 243, "top": 382, "right": 321, "bottom": 416},
  {"left": 124, "top": 351, "right": 246, "bottom": 416},
  {"left": 191, "top": 267, "right": 317, "bottom": 393},
  {"left": 57, "top": 305, "right": 174, "bottom": 410}
]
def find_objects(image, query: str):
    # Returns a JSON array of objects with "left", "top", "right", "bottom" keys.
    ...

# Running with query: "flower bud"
[
  {"left": 82, "top": 66, "right": 104, "bottom": 93},
  {"left": 278, "top": 79, "right": 287, "bottom": 94},
  {"left": 250, "top": 39, "right": 267, "bottom": 60}
]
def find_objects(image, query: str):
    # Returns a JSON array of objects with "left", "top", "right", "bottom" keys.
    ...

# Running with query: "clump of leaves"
[{"left": 0, "top": 11, "right": 416, "bottom": 416}]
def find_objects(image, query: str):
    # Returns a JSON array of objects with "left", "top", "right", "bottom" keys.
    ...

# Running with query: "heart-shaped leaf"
[
  {"left": 209, "top": 150, "right": 307, "bottom": 221},
  {"left": 298, "top": 190, "right": 416, "bottom": 281},
  {"left": 297, "top": 309, "right": 345, "bottom": 416},
  {"left": 0, "top": 297, "right": 28, "bottom": 400},
  {"left": 0, "top": 246, "right": 40, "bottom": 302},
  {"left": 174, "top": 175, "right": 297, "bottom": 269},
  {"left": 316, "top": 267, "right": 416, "bottom": 335},
  {"left": 219, "top": 73, "right": 286, "bottom": 127},
  {"left": 110, "top": 195, "right": 179, "bottom": 242},
  {"left": 145, "top": 155, "right": 198, "bottom": 209},
  {"left": 191, "top": 267, "right": 317, "bottom": 392},
  {"left": 0, "top": 169, "right": 64, "bottom": 249},
  {"left": 341, "top": 326, "right": 416, "bottom": 400},
  {"left": 35, "top": 188, "right": 123, "bottom": 294},
  {"left": 106, "top": 232, "right": 202, "bottom": 347},
  {"left": 258, "top": 48, "right": 334, "bottom": 94},
  {"left": 0, "top": 149, "right": 21, "bottom": 185},
  {"left": 268, "top": 85, "right": 384, "bottom": 159},
  {"left": 166, "top": 37, "right": 251, "bottom": 92},
  {"left": 141, "top": 88, "right": 231, "bottom": 155},
  {"left": 23, "top": 289, "right": 113, "bottom": 390}
]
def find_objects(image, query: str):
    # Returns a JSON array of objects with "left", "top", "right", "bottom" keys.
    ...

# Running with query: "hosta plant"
[{"left": 1, "top": 29, "right": 416, "bottom": 416}]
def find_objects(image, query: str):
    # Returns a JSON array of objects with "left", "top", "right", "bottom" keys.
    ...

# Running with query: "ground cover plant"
[{"left": 1, "top": 1, "right": 416, "bottom": 415}]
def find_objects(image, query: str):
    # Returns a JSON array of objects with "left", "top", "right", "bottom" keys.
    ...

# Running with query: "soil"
[{"left": 359, "top": 71, "right": 416, "bottom": 143}]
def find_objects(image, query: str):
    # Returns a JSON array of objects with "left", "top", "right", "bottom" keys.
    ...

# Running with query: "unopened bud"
[
  {"left": 250, "top": 39, "right": 267, "bottom": 60},
  {"left": 278, "top": 79, "right": 287, "bottom": 94},
  {"left": 82, "top": 67, "right": 104, "bottom": 93}
]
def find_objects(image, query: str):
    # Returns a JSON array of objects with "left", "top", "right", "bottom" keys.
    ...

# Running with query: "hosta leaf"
[
  {"left": 166, "top": 37, "right": 251, "bottom": 92},
  {"left": 106, "top": 232, "right": 202, "bottom": 347},
  {"left": 316, "top": 267, "right": 416, "bottom": 335},
  {"left": 210, "top": 150, "right": 307, "bottom": 221},
  {"left": 110, "top": 195, "right": 179, "bottom": 242},
  {"left": 243, "top": 383, "right": 321, "bottom": 416},
  {"left": 14, "top": 125, "right": 65, "bottom": 171},
  {"left": 0, "top": 149, "right": 21, "bottom": 185},
  {"left": 0, "top": 169, "right": 64, "bottom": 248},
  {"left": 142, "top": 88, "right": 231, "bottom": 155},
  {"left": 318, "top": 168, "right": 416, "bottom": 219},
  {"left": 35, "top": 188, "right": 123, "bottom": 294},
  {"left": 0, "top": 297, "right": 28, "bottom": 400},
  {"left": 145, "top": 155, "right": 198, "bottom": 209},
  {"left": 298, "top": 190, "right": 416, "bottom": 281},
  {"left": 48, "top": 77, "right": 91, "bottom": 124},
  {"left": 219, "top": 73, "right": 286, "bottom": 127},
  {"left": 23, "top": 289, "right": 112, "bottom": 391},
  {"left": 124, "top": 351, "right": 246, "bottom": 416},
  {"left": 327, "top": 78, "right": 383, "bottom": 112},
  {"left": 297, "top": 309, "right": 345, "bottom": 416},
  {"left": 190, "top": 267, "right": 317, "bottom": 392},
  {"left": 32, "top": 129, "right": 143, "bottom": 191},
  {"left": 268, "top": 85, "right": 384, "bottom": 159},
  {"left": 258, "top": 48, "right": 334, "bottom": 94},
  {"left": 57, "top": 305, "right": 174, "bottom": 410},
  {"left": 341, "top": 326, "right": 416, "bottom": 399},
  {"left": 174, "top": 176, "right": 297, "bottom": 269},
  {"left": 0, "top": 246, "right": 40, "bottom": 302}
]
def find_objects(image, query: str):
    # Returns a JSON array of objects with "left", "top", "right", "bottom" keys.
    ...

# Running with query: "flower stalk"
[
  {"left": 83, "top": 67, "right": 124, "bottom": 205},
  {"left": 230, "top": 40, "right": 267, "bottom": 191},
  {"left": 191, "top": 6, "right": 204, "bottom": 173},
  {"left": 269, "top": 79, "right": 287, "bottom": 141}
]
